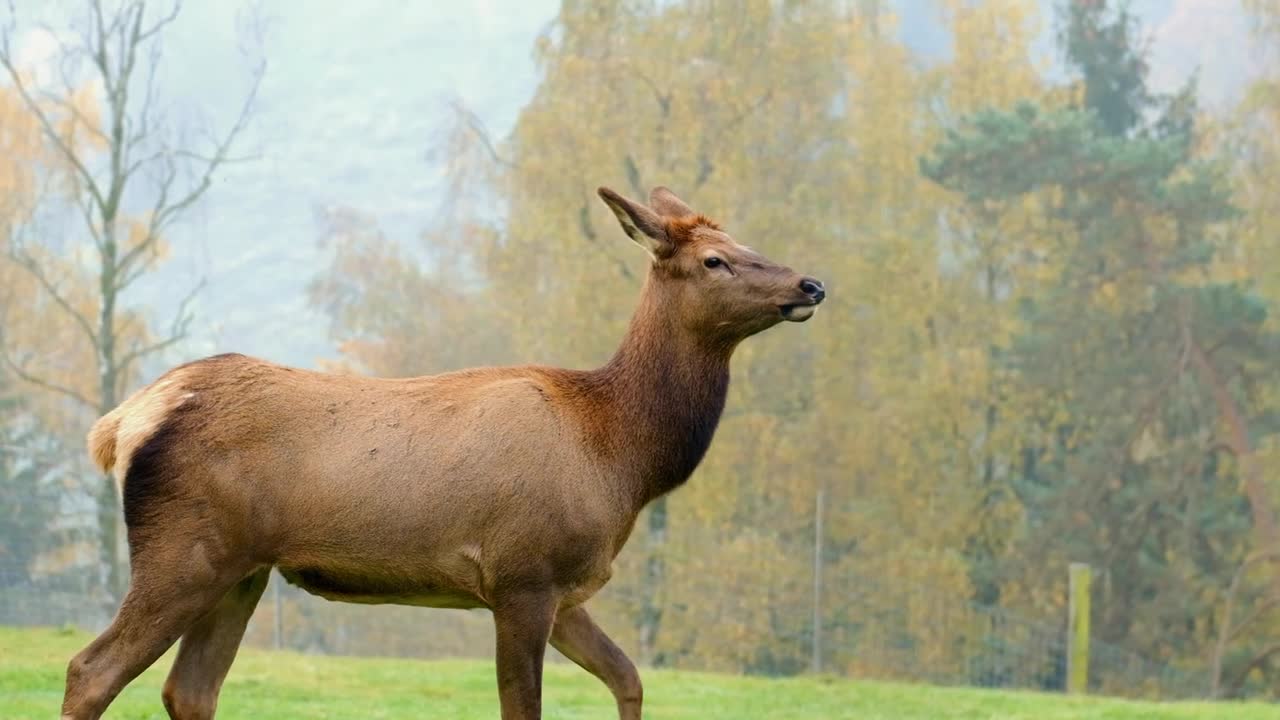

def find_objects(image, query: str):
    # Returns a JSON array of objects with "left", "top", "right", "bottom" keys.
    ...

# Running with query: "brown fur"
[
  {"left": 62, "top": 186, "right": 825, "bottom": 720},
  {"left": 664, "top": 213, "right": 721, "bottom": 237}
]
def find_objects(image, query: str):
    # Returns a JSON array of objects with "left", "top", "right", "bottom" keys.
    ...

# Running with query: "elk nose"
[{"left": 799, "top": 277, "right": 825, "bottom": 303}]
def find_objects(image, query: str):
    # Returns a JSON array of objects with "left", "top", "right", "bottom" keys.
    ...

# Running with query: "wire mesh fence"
[{"left": 0, "top": 508, "right": 1209, "bottom": 702}]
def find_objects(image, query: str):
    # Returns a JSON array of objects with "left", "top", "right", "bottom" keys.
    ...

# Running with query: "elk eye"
[{"left": 703, "top": 257, "right": 724, "bottom": 269}]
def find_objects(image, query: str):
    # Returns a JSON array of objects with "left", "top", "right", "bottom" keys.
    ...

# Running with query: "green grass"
[{"left": 0, "top": 625, "right": 1270, "bottom": 719}]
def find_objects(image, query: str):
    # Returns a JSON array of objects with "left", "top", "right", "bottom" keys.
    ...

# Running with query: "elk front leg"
[
  {"left": 492, "top": 592, "right": 558, "bottom": 720},
  {"left": 550, "top": 604, "right": 642, "bottom": 720}
]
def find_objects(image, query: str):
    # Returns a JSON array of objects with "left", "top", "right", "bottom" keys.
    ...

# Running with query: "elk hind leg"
[
  {"left": 161, "top": 567, "right": 270, "bottom": 720},
  {"left": 550, "top": 604, "right": 642, "bottom": 720},
  {"left": 61, "top": 546, "right": 251, "bottom": 720}
]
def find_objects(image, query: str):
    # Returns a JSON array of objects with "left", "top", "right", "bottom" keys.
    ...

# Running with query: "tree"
[
  {"left": 307, "top": 205, "right": 512, "bottom": 377},
  {"left": 0, "top": 0, "right": 263, "bottom": 600},
  {"left": 313, "top": 0, "right": 1050, "bottom": 675},
  {"left": 426, "top": 0, "right": 851, "bottom": 667},
  {"left": 306, "top": 0, "right": 1280, "bottom": 690},
  {"left": 920, "top": 0, "right": 1050, "bottom": 608},
  {"left": 0, "top": 82, "right": 93, "bottom": 610},
  {"left": 1203, "top": 0, "right": 1280, "bottom": 696},
  {"left": 923, "top": 0, "right": 1280, "bottom": 691}
]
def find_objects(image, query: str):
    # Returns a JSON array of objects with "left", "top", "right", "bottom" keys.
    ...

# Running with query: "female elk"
[{"left": 63, "top": 186, "right": 825, "bottom": 720}]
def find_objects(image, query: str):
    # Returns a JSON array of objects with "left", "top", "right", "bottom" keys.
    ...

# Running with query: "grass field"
[{"left": 0, "top": 626, "right": 1271, "bottom": 719}]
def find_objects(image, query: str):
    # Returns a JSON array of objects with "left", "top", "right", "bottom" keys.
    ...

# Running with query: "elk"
[{"left": 62, "top": 185, "right": 825, "bottom": 720}]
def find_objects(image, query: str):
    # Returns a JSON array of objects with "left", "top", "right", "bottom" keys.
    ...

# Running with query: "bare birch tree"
[{"left": 0, "top": 0, "right": 264, "bottom": 600}]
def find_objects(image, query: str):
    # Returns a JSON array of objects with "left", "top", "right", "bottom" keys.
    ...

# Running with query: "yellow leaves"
[
  {"left": 29, "top": 540, "right": 98, "bottom": 577},
  {"left": 1093, "top": 279, "right": 1120, "bottom": 309},
  {"left": 1212, "top": 7, "right": 1280, "bottom": 339},
  {"left": 1229, "top": 59, "right": 1280, "bottom": 327},
  {"left": 52, "top": 82, "right": 106, "bottom": 154},
  {"left": 316, "top": 2, "right": 1280, "bottom": 681},
  {"left": 1130, "top": 424, "right": 1162, "bottom": 464},
  {"left": 1245, "top": 0, "right": 1280, "bottom": 36},
  {"left": 0, "top": 250, "right": 99, "bottom": 427},
  {"left": 0, "top": 82, "right": 107, "bottom": 425},
  {"left": 1257, "top": 439, "right": 1280, "bottom": 512},
  {"left": 652, "top": 527, "right": 807, "bottom": 671},
  {"left": 940, "top": 0, "right": 1043, "bottom": 115},
  {"left": 122, "top": 214, "right": 169, "bottom": 269},
  {"left": 831, "top": 546, "right": 981, "bottom": 681},
  {"left": 0, "top": 86, "right": 46, "bottom": 228}
]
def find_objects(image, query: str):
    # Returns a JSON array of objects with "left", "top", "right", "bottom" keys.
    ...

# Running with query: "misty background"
[
  {"left": 10, "top": 0, "right": 1256, "bottom": 373},
  {"left": 4, "top": 0, "right": 1280, "bottom": 704}
]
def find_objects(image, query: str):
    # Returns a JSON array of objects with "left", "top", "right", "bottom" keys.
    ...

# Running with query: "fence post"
[
  {"left": 811, "top": 485, "right": 825, "bottom": 674},
  {"left": 1067, "top": 562, "right": 1091, "bottom": 694}
]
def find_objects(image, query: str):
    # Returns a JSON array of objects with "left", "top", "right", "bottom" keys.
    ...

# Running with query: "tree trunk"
[
  {"left": 97, "top": 206, "right": 124, "bottom": 605},
  {"left": 0, "top": 0, "right": 261, "bottom": 613},
  {"left": 1189, "top": 340, "right": 1280, "bottom": 572},
  {"left": 637, "top": 497, "right": 668, "bottom": 666},
  {"left": 95, "top": 475, "right": 124, "bottom": 607}
]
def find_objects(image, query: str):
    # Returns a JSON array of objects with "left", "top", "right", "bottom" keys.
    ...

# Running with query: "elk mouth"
[{"left": 780, "top": 303, "right": 819, "bottom": 322}]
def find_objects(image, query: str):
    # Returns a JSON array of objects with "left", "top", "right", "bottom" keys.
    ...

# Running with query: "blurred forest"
[{"left": 3, "top": 0, "right": 1280, "bottom": 701}]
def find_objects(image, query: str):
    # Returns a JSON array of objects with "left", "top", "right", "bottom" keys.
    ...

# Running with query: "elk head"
[{"left": 598, "top": 186, "right": 825, "bottom": 346}]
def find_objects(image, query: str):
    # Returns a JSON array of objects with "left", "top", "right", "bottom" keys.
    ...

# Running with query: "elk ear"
[
  {"left": 649, "top": 186, "right": 694, "bottom": 218},
  {"left": 597, "top": 186, "right": 672, "bottom": 257}
]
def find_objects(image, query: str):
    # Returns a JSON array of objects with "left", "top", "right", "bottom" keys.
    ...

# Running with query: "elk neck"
[{"left": 580, "top": 276, "right": 734, "bottom": 507}]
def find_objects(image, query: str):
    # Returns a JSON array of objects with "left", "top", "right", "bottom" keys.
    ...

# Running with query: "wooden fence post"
[
  {"left": 811, "top": 486, "right": 825, "bottom": 674},
  {"left": 1067, "top": 562, "right": 1092, "bottom": 694}
]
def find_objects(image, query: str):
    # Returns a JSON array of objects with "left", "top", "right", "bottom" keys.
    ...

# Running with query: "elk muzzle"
[{"left": 781, "top": 276, "right": 825, "bottom": 321}]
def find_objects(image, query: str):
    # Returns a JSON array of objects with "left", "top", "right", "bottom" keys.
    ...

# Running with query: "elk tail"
[{"left": 87, "top": 412, "right": 121, "bottom": 476}]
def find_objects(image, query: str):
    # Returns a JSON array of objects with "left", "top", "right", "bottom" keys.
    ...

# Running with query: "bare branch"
[
  {"left": 695, "top": 90, "right": 775, "bottom": 189},
  {"left": 173, "top": 148, "right": 261, "bottom": 165},
  {"left": 42, "top": 87, "right": 111, "bottom": 145},
  {"left": 106, "top": 3, "right": 149, "bottom": 211},
  {"left": 610, "top": 59, "right": 668, "bottom": 111},
  {"left": 116, "top": 276, "right": 204, "bottom": 373},
  {"left": 114, "top": 161, "right": 177, "bottom": 285},
  {"left": 126, "top": 36, "right": 162, "bottom": 146},
  {"left": 89, "top": 0, "right": 106, "bottom": 49},
  {"left": 5, "top": 251, "right": 99, "bottom": 345},
  {"left": 137, "top": 1, "right": 182, "bottom": 44},
  {"left": 116, "top": 332, "right": 183, "bottom": 376},
  {"left": 2, "top": 0, "right": 15, "bottom": 38},
  {"left": 1228, "top": 595, "right": 1280, "bottom": 644},
  {"left": 0, "top": 52, "right": 108, "bottom": 214},
  {"left": 576, "top": 198, "right": 634, "bottom": 282},
  {"left": 623, "top": 155, "right": 644, "bottom": 198},
  {"left": 114, "top": 180, "right": 180, "bottom": 290},
  {"left": 89, "top": 0, "right": 119, "bottom": 99},
  {"left": 149, "top": 53, "right": 264, "bottom": 234},
  {"left": 121, "top": 147, "right": 166, "bottom": 184},
  {"left": 1225, "top": 642, "right": 1280, "bottom": 697},
  {"left": 717, "top": 90, "right": 775, "bottom": 137},
  {"left": 0, "top": 345, "right": 95, "bottom": 410},
  {"left": 72, "top": 190, "right": 105, "bottom": 251},
  {"left": 114, "top": 232, "right": 168, "bottom": 292},
  {"left": 1124, "top": 317, "right": 1192, "bottom": 460},
  {"left": 45, "top": 26, "right": 113, "bottom": 148},
  {"left": 447, "top": 98, "right": 514, "bottom": 168},
  {"left": 1210, "top": 548, "right": 1280, "bottom": 696}
]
